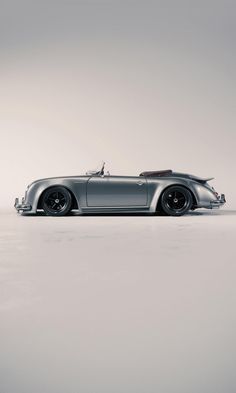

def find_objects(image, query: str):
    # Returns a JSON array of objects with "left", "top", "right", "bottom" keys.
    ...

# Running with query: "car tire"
[
  {"left": 42, "top": 186, "right": 72, "bottom": 216},
  {"left": 160, "top": 186, "right": 193, "bottom": 216}
]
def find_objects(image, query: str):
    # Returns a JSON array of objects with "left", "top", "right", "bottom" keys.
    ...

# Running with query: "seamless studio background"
[
  {"left": 0, "top": 0, "right": 235, "bottom": 209},
  {"left": 1, "top": 3, "right": 236, "bottom": 393}
]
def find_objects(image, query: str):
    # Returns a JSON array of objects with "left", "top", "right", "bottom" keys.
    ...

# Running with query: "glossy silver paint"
[{"left": 14, "top": 168, "right": 226, "bottom": 215}]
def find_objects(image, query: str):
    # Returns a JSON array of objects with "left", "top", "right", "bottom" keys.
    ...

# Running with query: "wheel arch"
[
  {"left": 156, "top": 183, "right": 197, "bottom": 212},
  {"left": 37, "top": 185, "right": 79, "bottom": 210}
]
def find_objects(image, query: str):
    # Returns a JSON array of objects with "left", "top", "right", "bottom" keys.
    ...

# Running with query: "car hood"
[{"left": 28, "top": 175, "right": 88, "bottom": 187}]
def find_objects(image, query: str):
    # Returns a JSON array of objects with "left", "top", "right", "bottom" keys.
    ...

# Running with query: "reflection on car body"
[{"left": 15, "top": 162, "right": 226, "bottom": 216}]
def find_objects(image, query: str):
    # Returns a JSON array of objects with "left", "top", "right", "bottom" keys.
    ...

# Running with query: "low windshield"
[{"left": 86, "top": 161, "right": 105, "bottom": 176}]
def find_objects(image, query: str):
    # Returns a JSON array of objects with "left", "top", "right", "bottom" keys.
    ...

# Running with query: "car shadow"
[
  {"left": 185, "top": 209, "right": 236, "bottom": 217},
  {"left": 23, "top": 209, "right": 236, "bottom": 217}
]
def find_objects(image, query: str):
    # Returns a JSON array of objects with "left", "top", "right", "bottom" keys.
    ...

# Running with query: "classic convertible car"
[{"left": 15, "top": 162, "right": 226, "bottom": 216}]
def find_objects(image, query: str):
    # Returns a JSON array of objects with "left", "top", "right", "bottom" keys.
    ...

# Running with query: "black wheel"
[
  {"left": 160, "top": 186, "right": 193, "bottom": 216},
  {"left": 42, "top": 186, "right": 72, "bottom": 216}
]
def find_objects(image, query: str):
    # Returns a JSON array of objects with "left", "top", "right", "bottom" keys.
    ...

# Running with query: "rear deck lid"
[{"left": 173, "top": 172, "right": 214, "bottom": 184}]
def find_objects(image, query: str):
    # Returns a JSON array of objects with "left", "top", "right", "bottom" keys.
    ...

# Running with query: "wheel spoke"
[
  {"left": 43, "top": 188, "right": 71, "bottom": 215},
  {"left": 164, "top": 188, "right": 188, "bottom": 213}
]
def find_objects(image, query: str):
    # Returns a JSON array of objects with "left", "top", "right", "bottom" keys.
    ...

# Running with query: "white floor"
[{"left": 0, "top": 209, "right": 236, "bottom": 393}]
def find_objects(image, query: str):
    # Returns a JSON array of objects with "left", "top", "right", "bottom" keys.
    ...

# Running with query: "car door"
[{"left": 86, "top": 175, "right": 148, "bottom": 207}]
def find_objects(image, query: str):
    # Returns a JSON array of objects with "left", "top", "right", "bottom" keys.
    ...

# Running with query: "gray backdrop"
[
  {"left": 1, "top": 3, "right": 236, "bottom": 393},
  {"left": 0, "top": 0, "right": 235, "bottom": 208}
]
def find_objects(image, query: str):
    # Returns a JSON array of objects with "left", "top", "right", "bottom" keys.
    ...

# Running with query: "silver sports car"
[{"left": 15, "top": 162, "right": 226, "bottom": 216}]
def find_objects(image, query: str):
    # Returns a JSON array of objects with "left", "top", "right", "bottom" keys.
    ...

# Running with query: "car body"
[{"left": 15, "top": 163, "right": 226, "bottom": 216}]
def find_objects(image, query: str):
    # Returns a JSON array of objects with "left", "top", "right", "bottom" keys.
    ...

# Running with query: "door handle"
[{"left": 137, "top": 181, "right": 144, "bottom": 186}]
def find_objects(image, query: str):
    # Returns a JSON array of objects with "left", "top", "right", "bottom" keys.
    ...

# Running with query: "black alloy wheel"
[
  {"left": 161, "top": 186, "right": 193, "bottom": 216},
  {"left": 42, "top": 186, "right": 72, "bottom": 216}
]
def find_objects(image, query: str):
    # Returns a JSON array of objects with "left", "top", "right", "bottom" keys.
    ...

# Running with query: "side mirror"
[{"left": 106, "top": 171, "right": 110, "bottom": 176}]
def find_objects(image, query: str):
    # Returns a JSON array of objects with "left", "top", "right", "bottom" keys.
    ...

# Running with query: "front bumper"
[
  {"left": 14, "top": 197, "right": 32, "bottom": 213},
  {"left": 210, "top": 193, "right": 226, "bottom": 209}
]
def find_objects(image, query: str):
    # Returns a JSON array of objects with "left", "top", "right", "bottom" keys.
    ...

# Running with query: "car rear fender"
[{"left": 147, "top": 179, "right": 198, "bottom": 212}]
